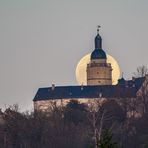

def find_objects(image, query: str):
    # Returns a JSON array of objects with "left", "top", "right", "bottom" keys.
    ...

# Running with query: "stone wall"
[
  {"left": 87, "top": 59, "right": 112, "bottom": 85},
  {"left": 34, "top": 98, "right": 107, "bottom": 112}
]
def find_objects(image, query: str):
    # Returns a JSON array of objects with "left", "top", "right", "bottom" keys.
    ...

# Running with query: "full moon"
[{"left": 76, "top": 53, "right": 120, "bottom": 85}]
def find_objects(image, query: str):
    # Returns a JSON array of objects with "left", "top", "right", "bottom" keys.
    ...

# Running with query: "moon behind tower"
[{"left": 76, "top": 53, "right": 120, "bottom": 85}]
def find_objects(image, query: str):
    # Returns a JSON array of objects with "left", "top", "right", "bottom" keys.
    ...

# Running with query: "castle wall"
[{"left": 34, "top": 98, "right": 107, "bottom": 112}]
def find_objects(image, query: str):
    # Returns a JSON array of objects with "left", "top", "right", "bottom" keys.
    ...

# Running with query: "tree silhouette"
[{"left": 99, "top": 130, "right": 119, "bottom": 148}]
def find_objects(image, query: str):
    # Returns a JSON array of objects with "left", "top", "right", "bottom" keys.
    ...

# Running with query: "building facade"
[{"left": 33, "top": 28, "right": 146, "bottom": 112}]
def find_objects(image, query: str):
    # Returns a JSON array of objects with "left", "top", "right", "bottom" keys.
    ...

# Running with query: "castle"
[{"left": 33, "top": 28, "right": 146, "bottom": 112}]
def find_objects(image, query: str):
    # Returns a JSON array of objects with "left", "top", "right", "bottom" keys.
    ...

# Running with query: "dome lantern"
[
  {"left": 91, "top": 26, "right": 107, "bottom": 60},
  {"left": 95, "top": 25, "right": 102, "bottom": 49}
]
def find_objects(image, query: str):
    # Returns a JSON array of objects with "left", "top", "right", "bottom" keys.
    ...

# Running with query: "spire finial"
[
  {"left": 95, "top": 25, "right": 102, "bottom": 49},
  {"left": 97, "top": 25, "right": 101, "bottom": 34}
]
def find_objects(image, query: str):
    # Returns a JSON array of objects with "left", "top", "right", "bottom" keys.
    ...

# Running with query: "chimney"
[
  {"left": 52, "top": 84, "right": 55, "bottom": 91},
  {"left": 132, "top": 77, "right": 136, "bottom": 87},
  {"left": 132, "top": 77, "right": 135, "bottom": 81}
]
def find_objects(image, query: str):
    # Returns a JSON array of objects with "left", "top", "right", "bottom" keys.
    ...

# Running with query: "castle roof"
[{"left": 33, "top": 77, "right": 145, "bottom": 101}]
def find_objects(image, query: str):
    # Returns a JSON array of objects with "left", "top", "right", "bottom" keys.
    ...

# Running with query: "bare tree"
[
  {"left": 87, "top": 99, "right": 116, "bottom": 148},
  {"left": 133, "top": 65, "right": 148, "bottom": 77},
  {"left": 133, "top": 66, "right": 148, "bottom": 115},
  {"left": 137, "top": 76, "right": 148, "bottom": 115}
]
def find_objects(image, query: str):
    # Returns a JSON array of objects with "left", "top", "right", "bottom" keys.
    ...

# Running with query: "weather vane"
[{"left": 97, "top": 25, "right": 101, "bottom": 34}]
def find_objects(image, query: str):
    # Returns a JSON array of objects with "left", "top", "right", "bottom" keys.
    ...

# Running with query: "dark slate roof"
[
  {"left": 33, "top": 77, "right": 145, "bottom": 101},
  {"left": 91, "top": 49, "right": 107, "bottom": 60}
]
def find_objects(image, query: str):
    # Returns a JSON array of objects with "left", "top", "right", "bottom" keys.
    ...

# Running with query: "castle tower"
[{"left": 87, "top": 26, "right": 112, "bottom": 85}]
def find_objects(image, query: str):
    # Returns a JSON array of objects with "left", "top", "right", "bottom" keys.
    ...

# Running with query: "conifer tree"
[{"left": 98, "top": 130, "right": 119, "bottom": 148}]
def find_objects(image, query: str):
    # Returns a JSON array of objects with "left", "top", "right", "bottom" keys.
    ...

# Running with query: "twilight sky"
[{"left": 0, "top": 0, "right": 148, "bottom": 111}]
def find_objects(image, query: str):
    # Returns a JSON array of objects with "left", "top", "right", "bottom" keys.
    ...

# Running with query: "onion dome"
[
  {"left": 91, "top": 26, "right": 107, "bottom": 60},
  {"left": 91, "top": 49, "right": 107, "bottom": 60}
]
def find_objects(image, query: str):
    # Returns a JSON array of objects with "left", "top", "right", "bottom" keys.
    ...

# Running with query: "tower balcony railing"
[{"left": 87, "top": 63, "right": 111, "bottom": 67}]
